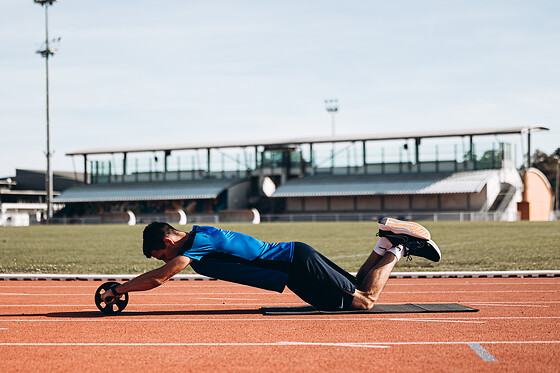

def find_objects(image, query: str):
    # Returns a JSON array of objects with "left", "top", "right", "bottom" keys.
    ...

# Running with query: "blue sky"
[{"left": 1, "top": 0, "right": 559, "bottom": 177}]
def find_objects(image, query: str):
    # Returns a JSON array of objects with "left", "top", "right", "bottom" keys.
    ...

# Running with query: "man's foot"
[
  {"left": 378, "top": 217, "right": 441, "bottom": 262},
  {"left": 378, "top": 217, "right": 431, "bottom": 241},
  {"left": 403, "top": 239, "right": 441, "bottom": 262}
]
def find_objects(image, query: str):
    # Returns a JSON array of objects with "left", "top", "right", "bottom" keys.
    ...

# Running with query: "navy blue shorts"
[{"left": 286, "top": 242, "right": 356, "bottom": 311}]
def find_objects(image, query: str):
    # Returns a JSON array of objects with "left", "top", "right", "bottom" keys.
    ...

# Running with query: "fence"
[
  {"left": 43, "top": 210, "right": 521, "bottom": 225},
  {"left": 259, "top": 211, "right": 520, "bottom": 223}
]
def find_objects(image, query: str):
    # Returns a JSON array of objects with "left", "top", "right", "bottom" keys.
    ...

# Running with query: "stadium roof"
[
  {"left": 271, "top": 170, "right": 501, "bottom": 197},
  {"left": 66, "top": 126, "right": 549, "bottom": 156},
  {"left": 54, "top": 178, "right": 243, "bottom": 203}
]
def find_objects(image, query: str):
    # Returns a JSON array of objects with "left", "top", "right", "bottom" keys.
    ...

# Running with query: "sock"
[
  {"left": 373, "top": 237, "right": 392, "bottom": 256},
  {"left": 387, "top": 244, "right": 405, "bottom": 261}
]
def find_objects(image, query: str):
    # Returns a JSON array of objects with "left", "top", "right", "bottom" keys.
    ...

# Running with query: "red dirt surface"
[{"left": 0, "top": 277, "right": 558, "bottom": 372}]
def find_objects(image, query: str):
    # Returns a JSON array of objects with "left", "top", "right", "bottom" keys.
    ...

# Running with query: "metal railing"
[
  {"left": 259, "top": 211, "right": 521, "bottom": 223},
  {"left": 41, "top": 210, "right": 521, "bottom": 225}
]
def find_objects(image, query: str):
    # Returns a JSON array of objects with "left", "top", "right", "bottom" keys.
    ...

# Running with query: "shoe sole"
[
  {"left": 378, "top": 217, "right": 431, "bottom": 240},
  {"left": 424, "top": 239, "right": 441, "bottom": 262}
]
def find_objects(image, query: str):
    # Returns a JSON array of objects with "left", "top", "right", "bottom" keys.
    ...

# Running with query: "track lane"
[{"left": 0, "top": 277, "right": 558, "bottom": 372}]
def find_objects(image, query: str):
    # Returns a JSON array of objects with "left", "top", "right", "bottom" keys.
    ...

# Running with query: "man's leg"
[
  {"left": 287, "top": 242, "right": 358, "bottom": 311},
  {"left": 356, "top": 236, "right": 392, "bottom": 289},
  {"left": 351, "top": 247, "right": 402, "bottom": 310},
  {"left": 351, "top": 217, "right": 441, "bottom": 310}
]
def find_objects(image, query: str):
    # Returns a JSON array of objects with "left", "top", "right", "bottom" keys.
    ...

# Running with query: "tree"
[
  {"left": 530, "top": 148, "right": 560, "bottom": 208},
  {"left": 478, "top": 149, "right": 501, "bottom": 169}
]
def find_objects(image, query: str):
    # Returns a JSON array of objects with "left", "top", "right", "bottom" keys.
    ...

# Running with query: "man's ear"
[{"left": 163, "top": 236, "right": 175, "bottom": 247}]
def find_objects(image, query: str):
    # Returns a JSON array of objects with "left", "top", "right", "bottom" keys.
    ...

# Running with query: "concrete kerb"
[{"left": 0, "top": 270, "right": 559, "bottom": 281}]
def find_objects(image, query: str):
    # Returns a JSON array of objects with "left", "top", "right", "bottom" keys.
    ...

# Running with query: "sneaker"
[
  {"left": 378, "top": 217, "right": 441, "bottom": 262},
  {"left": 403, "top": 239, "right": 441, "bottom": 262},
  {"left": 378, "top": 217, "right": 431, "bottom": 241}
]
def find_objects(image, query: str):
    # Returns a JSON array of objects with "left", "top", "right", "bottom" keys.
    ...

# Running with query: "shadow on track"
[{"left": 0, "top": 308, "right": 264, "bottom": 318}]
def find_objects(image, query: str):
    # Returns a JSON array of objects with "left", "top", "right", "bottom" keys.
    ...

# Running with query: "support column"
[
  {"left": 470, "top": 135, "right": 474, "bottom": 169},
  {"left": 527, "top": 130, "right": 532, "bottom": 168},
  {"left": 122, "top": 153, "right": 127, "bottom": 179},
  {"left": 309, "top": 143, "right": 314, "bottom": 175},
  {"left": 362, "top": 141, "right": 367, "bottom": 174},
  {"left": 83, "top": 155, "right": 88, "bottom": 184},
  {"left": 415, "top": 138, "right": 421, "bottom": 172},
  {"left": 164, "top": 150, "right": 171, "bottom": 180}
]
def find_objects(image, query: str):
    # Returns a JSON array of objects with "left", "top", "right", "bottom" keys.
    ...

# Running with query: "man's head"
[{"left": 142, "top": 222, "right": 181, "bottom": 260}]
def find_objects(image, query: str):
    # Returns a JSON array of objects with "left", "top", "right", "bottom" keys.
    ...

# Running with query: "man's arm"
[{"left": 111, "top": 255, "right": 193, "bottom": 295}]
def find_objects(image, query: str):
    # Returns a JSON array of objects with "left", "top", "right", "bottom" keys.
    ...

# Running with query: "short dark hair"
[{"left": 142, "top": 222, "right": 178, "bottom": 258}]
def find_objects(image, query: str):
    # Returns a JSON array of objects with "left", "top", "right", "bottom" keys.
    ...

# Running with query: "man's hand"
[{"left": 100, "top": 285, "right": 121, "bottom": 304}]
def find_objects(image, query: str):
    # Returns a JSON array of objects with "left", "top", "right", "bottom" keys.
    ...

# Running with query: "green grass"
[{"left": 0, "top": 221, "right": 559, "bottom": 274}]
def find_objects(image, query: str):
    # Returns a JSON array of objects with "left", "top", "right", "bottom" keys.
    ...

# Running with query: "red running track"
[{"left": 0, "top": 277, "right": 558, "bottom": 372}]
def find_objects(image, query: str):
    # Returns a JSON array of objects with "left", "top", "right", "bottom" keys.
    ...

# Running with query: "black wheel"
[{"left": 94, "top": 281, "right": 129, "bottom": 315}]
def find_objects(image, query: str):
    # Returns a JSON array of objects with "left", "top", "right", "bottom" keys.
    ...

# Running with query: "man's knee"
[{"left": 350, "top": 290, "right": 376, "bottom": 310}]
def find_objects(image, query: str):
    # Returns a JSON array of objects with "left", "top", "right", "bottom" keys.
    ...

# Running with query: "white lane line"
[
  {"left": 277, "top": 342, "right": 389, "bottom": 348},
  {"left": 0, "top": 341, "right": 557, "bottom": 348},
  {"left": 0, "top": 342, "right": 389, "bottom": 348},
  {"left": 0, "top": 282, "right": 558, "bottom": 288},
  {"left": 468, "top": 304, "right": 549, "bottom": 308},
  {"left": 0, "top": 317, "right": 447, "bottom": 322},
  {"left": 387, "top": 282, "right": 560, "bottom": 286},
  {"left": 0, "top": 303, "right": 301, "bottom": 307},
  {"left": 386, "top": 318, "right": 484, "bottom": 324},
  {"left": 0, "top": 316, "right": 557, "bottom": 323},
  {"left": 194, "top": 298, "right": 258, "bottom": 301},
  {"left": 0, "top": 302, "right": 556, "bottom": 308},
  {"left": 384, "top": 290, "right": 558, "bottom": 294},
  {"left": 1, "top": 289, "right": 557, "bottom": 296},
  {"left": 467, "top": 343, "right": 498, "bottom": 361},
  {"left": 0, "top": 293, "right": 277, "bottom": 296},
  {"left": 468, "top": 301, "right": 560, "bottom": 304},
  {"left": 0, "top": 284, "right": 242, "bottom": 287}
]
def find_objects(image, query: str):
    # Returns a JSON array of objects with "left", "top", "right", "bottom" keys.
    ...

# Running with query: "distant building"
[
  {"left": 0, "top": 169, "right": 84, "bottom": 226},
  {"left": 52, "top": 126, "right": 549, "bottom": 223},
  {"left": 517, "top": 168, "right": 554, "bottom": 221}
]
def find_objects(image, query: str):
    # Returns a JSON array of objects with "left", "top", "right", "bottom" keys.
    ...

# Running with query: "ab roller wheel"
[{"left": 94, "top": 281, "right": 129, "bottom": 315}]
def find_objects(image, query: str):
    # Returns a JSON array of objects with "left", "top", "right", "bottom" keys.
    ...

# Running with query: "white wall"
[{"left": 0, "top": 212, "right": 30, "bottom": 226}]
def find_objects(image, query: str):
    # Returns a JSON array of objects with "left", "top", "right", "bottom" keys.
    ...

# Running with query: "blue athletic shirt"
[{"left": 180, "top": 226, "right": 294, "bottom": 292}]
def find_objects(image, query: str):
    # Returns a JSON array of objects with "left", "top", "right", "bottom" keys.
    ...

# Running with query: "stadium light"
[
  {"left": 324, "top": 99, "right": 339, "bottom": 169},
  {"left": 34, "top": 0, "right": 61, "bottom": 221},
  {"left": 324, "top": 99, "right": 339, "bottom": 136}
]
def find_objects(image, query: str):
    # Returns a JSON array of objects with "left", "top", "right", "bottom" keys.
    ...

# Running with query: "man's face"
[{"left": 151, "top": 239, "right": 181, "bottom": 263}]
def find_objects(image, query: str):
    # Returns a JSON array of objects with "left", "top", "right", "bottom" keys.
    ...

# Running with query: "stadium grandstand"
[
  {"left": 52, "top": 126, "right": 551, "bottom": 224},
  {"left": 0, "top": 169, "right": 83, "bottom": 226}
]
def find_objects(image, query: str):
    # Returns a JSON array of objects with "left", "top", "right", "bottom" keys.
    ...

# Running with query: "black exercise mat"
[{"left": 261, "top": 303, "right": 479, "bottom": 315}]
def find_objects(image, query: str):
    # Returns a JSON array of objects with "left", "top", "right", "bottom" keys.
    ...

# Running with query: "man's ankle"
[{"left": 373, "top": 237, "right": 392, "bottom": 255}]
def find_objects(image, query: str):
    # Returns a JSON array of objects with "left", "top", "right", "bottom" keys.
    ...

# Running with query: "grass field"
[{"left": 1, "top": 221, "right": 559, "bottom": 274}]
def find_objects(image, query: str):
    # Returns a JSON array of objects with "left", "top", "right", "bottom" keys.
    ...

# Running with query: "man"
[{"left": 101, "top": 217, "right": 441, "bottom": 311}]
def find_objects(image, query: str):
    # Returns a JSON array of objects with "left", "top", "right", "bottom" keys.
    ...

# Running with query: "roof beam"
[{"left": 65, "top": 125, "right": 549, "bottom": 157}]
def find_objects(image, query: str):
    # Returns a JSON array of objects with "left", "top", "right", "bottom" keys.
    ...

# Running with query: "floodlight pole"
[
  {"left": 34, "top": 0, "right": 59, "bottom": 221},
  {"left": 555, "top": 155, "right": 560, "bottom": 212},
  {"left": 325, "top": 99, "right": 339, "bottom": 169},
  {"left": 324, "top": 99, "right": 338, "bottom": 137}
]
